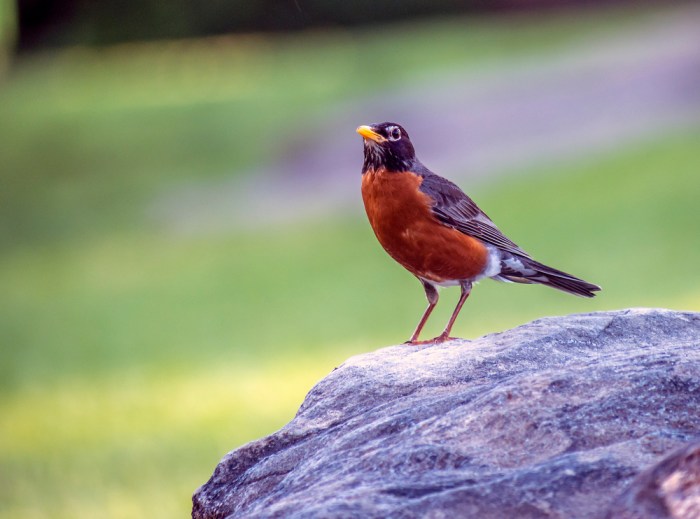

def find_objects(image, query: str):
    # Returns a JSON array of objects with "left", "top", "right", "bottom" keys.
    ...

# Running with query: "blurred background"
[{"left": 1, "top": 0, "right": 699, "bottom": 517}]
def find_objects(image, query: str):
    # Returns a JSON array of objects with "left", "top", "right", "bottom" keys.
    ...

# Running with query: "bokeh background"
[{"left": 2, "top": 1, "right": 699, "bottom": 517}]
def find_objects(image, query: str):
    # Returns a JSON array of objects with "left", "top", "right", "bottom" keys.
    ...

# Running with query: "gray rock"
[
  {"left": 192, "top": 308, "right": 700, "bottom": 519},
  {"left": 605, "top": 439, "right": 700, "bottom": 519}
]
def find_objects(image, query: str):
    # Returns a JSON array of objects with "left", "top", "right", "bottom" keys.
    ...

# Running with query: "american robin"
[{"left": 357, "top": 121, "right": 600, "bottom": 344}]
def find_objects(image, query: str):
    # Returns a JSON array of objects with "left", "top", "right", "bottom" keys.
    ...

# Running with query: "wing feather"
[{"left": 418, "top": 172, "right": 531, "bottom": 258}]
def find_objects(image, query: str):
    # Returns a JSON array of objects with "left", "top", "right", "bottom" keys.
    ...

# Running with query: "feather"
[
  {"left": 498, "top": 254, "right": 601, "bottom": 298},
  {"left": 417, "top": 168, "right": 530, "bottom": 258},
  {"left": 414, "top": 162, "right": 600, "bottom": 298}
]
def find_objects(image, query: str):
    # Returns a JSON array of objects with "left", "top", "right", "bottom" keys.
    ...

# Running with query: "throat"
[
  {"left": 362, "top": 144, "right": 412, "bottom": 173},
  {"left": 362, "top": 144, "right": 385, "bottom": 172}
]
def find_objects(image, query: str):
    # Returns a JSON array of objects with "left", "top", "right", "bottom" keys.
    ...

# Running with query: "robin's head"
[{"left": 356, "top": 122, "right": 415, "bottom": 173}]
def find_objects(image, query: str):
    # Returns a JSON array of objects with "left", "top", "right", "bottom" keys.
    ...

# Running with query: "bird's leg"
[
  {"left": 406, "top": 280, "right": 438, "bottom": 344},
  {"left": 435, "top": 281, "right": 472, "bottom": 343}
]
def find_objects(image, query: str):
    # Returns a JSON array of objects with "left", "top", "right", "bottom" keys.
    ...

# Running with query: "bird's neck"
[{"left": 362, "top": 148, "right": 415, "bottom": 175}]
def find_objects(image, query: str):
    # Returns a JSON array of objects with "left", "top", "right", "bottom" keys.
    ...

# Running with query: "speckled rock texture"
[
  {"left": 606, "top": 439, "right": 700, "bottom": 519},
  {"left": 192, "top": 308, "right": 700, "bottom": 519}
]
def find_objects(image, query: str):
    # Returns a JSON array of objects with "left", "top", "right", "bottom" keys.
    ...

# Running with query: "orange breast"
[{"left": 361, "top": 168, "right": 489, "bottom": 284}]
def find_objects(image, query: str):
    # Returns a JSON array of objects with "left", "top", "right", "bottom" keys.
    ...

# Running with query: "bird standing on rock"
[{"left": 357, "top": 122, "right": 600, "bottom": 344}]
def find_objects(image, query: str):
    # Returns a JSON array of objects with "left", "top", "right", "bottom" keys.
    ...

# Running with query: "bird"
[{"left": 356, "top": 121, "right": 600, "bottom": 344}]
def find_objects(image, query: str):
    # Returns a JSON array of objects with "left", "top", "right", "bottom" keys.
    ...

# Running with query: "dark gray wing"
[{"left": 419, "top": 172, "right": 532, "bottom": 258}]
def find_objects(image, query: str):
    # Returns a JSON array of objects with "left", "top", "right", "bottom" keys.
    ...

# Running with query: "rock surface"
[
  {"left": 193, "top": 308, "right": 700, "bottom": 519},
  {"left": 606, "top": 439, "right": 700, "bottom": 519}
]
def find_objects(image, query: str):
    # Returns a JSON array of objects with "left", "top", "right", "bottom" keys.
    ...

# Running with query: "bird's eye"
[{"left": 387, "top": 126, "right": 401, "bottom": 141}]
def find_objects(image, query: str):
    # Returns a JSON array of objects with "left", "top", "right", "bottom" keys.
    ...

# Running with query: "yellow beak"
[{"left": 356, "top": 125, "right": 386, "bottom": 143}]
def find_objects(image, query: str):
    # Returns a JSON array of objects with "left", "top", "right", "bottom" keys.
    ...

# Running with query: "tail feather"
[{"left": 496, "top": 255, "right": 601, "bottom": 298}]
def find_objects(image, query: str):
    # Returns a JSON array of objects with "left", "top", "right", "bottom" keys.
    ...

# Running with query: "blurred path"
[{"left": 155, "top": 5, "right": 700, "bottom": 233}]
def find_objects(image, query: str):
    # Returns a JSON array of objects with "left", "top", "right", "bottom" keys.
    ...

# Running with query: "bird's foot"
[
  {"left": 404, "top": 338, "right": 434, "bottom": 345},
  {"left": 404, "top": 333, "right": 461, "bottom": 345},
  {"left": 433, "top": 332, "right": 460, "bottom": 343}
]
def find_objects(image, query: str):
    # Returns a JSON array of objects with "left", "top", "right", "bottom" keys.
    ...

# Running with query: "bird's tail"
[{"left": 494, "top": 255, "right": 601, "bottom": 298}]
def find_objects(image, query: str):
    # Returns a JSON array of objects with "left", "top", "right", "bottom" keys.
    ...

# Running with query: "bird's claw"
[
  {"left": 433, "top": 333, "right": 459, "bottom": 343},
  {"left": 404, "top": 334, "right": 460, "bottom": 345}
]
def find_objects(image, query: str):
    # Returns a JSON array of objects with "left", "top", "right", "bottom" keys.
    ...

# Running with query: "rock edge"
[{"left": 193, "top": 308, "right": 700, "bottom": 519}]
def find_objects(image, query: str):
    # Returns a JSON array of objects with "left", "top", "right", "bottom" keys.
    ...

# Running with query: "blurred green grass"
[
  {"left": 1, "top": 6, "right": 699, "bottom": 519},
  {"left": 0, "top": 4, "right": 663, "bottom": 248}
]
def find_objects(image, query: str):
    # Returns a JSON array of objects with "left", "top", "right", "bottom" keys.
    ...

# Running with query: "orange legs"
[
  {"left": 406, "top": 280, "right": 472, "bottom": 344},
  {"left": 407, "top": 280, "right": 439, "bottom": 343},
  {"left": 435, "top": 281, "right": 472, "bottom": 342}
]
